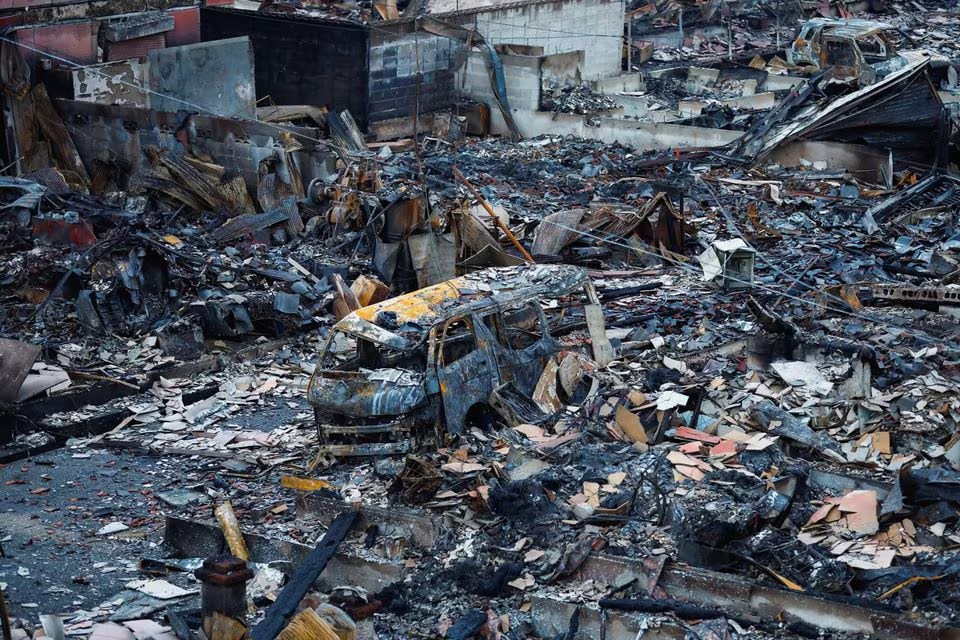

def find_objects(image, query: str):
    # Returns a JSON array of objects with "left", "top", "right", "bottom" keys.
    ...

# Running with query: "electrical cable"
[
  {"left": 4, "top": 16, "right": 938, "bottom": 336},
  {"left": 508, "top": 214, "right": 932, "bottom": 334}
]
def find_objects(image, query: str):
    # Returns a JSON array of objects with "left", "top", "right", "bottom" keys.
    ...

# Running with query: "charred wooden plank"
[{"left": 249, "top": 511, "right": 358, "bottom": 640}]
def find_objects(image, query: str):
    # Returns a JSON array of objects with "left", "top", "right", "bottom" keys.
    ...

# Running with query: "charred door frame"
[
  {"left": 432, "top": 315, "right": 499, "bottom": 434},
  {"left": 479, "top": 303, "right": 558, "bottom": 396}
]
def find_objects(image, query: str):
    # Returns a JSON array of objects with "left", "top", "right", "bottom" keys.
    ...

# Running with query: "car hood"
[{"left": 307, "top": 368, "right": 426, "bottom": 417}]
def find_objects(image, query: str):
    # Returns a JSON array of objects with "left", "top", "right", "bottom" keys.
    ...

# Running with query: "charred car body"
[
  {"left": 786, "top": 19, "right": 943, "bottom": 86},
  {"left": 307, "top": 264, "right": 612, "bottom": 456}
]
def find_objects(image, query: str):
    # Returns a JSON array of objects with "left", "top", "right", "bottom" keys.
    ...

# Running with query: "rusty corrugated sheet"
[
  {"left": 32, "top": 218, "right": 97, "bottom": 248},
  {"left": 209, "top": 209, "right": 290, "bottom": 243},
  {"left": 1, "top": 39, "right": 30, "bottom": 100},
  {"left": 106, "top": 33, "right": 166, "bottom": 61},
  {"left": 129, "top": 171, "right": 205, "bottom": 211},
  {"left": 0, "top": 38, "right": 44, "bottom": 174},
  {"left": 145, "top": 146, "right": 231, "bottom": 212},
  {"left": 24, "top": 167, "right": 71, "bottom": 195}
]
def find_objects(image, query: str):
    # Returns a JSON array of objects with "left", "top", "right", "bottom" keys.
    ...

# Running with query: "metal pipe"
[
  {"left": 776, "top": 0, "right": 781, "bottom": 51},
  {"left": 727, "top": 1, "right": 732, "bottom": 60},
  {"left": 452, "top": 166, "right": 534, "bottom": 262},
  {"left": 194, "top": 555, "right": 253, "bottom": 633}
]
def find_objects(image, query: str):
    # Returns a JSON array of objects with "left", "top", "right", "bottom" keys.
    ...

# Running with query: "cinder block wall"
[
  {"left": 469, "top": 0, "right": 623, "bottom": 81},
  {"left": 460, "top": 53, "right": 541, "bottom": 112},
  {"left": 368, "top": 30, "right": 460, "bottom": 123}
]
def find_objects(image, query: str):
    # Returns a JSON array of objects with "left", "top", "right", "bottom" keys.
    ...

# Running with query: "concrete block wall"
[
  {"left": 368, "top": 31, "right": 459, "bottom": 123},
  {"left": 459, "top": 52, "right": 541, "bottom": 113},
  {"left": 468, "top": 0, "right": 623, "bottom": 81},
  {"left": 488, "top": 110, "right": 743, "bottom": 151}
]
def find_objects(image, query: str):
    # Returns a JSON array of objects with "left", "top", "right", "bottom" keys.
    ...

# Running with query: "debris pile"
[
  {"left": 3, "top": 1, "right": 960, "bottom": 640},
  {"left": 540, "top": 85, "right": 620, "bottom": 115}
]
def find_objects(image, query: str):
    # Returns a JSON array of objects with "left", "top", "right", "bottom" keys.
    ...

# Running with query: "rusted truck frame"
[{"left": 307, "top": 264, "right": 611, "bottom": 456}]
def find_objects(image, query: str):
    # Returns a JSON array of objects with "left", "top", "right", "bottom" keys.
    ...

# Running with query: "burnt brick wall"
[
  {"left": 367, "top": 29, "right": 459, "bottom": 123},
  {"left": 200, "top": 8, "right": 369, "bottom": 126}
]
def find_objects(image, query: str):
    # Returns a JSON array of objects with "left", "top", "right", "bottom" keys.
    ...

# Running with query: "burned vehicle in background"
[
  {"left": 785, "top": 19, "right": 938, "bottom": 86},
  {"left": 307, "top": 264, "right": 612, "bottom": 456}
]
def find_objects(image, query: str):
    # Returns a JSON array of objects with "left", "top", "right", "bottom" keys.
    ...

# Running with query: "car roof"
[
  {"left": 804, "top": 18, "right": 894, "bottom": 38},
  {"left": 332, "top": 264, "right": 590, "bottom": 350}
]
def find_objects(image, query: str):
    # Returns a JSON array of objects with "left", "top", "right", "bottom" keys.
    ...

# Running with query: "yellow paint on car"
[{"left": 353, "top": 279, "right": 464, "bottom": 325}]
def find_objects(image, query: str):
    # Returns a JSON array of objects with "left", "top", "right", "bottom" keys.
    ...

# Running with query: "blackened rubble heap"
[
  {"left": 6, "top": 126, "right": 960, "bottom": 638},
  {"left": 541, "top": 85, "right": 620, "bottom": 115},
  {"left": 5, "top": 2, "right": 960, "bottom": 640}
]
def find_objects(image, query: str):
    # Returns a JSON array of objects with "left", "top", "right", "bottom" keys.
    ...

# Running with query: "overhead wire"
[
  {"left": 511, "top": 214, "right": 927, "bottom": 334},
  {"left": 2, "top": 16, "right": 935, "bottom": 336}
]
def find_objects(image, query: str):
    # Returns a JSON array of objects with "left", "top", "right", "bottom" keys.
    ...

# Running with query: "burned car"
[
  {"left": 785, "top": 19, "right": 929, "bottom": 85},
  {"left": 787, "top": 19, "right": 898, "bottom": 67},
  {"left": 307, "top": 264, "right": 612, "bottom": 456}
]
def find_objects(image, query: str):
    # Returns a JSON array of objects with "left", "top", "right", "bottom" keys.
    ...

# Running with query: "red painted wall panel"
[
  {"left": 166, "top": 6, "right": 200, "bottom": 47},
  {"left": 13, "top": 21, "right": 98, "bottom": 69},
  {"left": 11, "top": 0, "right": 57, "bottom": 9},
  {"left": 0, "top": 13, "right": 24, "bottom": 29},
  {"left": 9, "top": 0, "right": 54, "bottom": 8}
]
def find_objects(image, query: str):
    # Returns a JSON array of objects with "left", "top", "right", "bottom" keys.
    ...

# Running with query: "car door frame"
[
  {"left": 481, "top": 302, "right": 560, "bottom": 396},
  {"left": 431, "top": 314, "right": 500, "bottom": 434}
]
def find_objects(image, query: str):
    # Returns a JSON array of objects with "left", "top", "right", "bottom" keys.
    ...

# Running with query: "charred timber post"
[
  {"left": 249, "top": 510, "right": 359, "bottom": 640},
  {"left": 0, "top": 587, "right": 10, "bottom": 640}
]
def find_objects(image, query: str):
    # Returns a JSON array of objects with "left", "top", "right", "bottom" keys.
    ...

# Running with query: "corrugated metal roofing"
[{"left": 106, "top": 33, "right": 166, "bottom": 61}]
